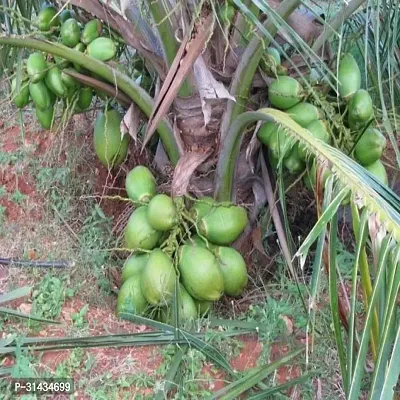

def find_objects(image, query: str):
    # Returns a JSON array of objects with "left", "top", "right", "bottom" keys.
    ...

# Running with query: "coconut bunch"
[
  {"left": 257, "top": 51, "right": 388, "bottom": 191},
  {"left": 10, "top": 1, "right": 121, "bottom": 130},
  {"left": 116, "top": 166, "right": 249, "bottom": 324}
]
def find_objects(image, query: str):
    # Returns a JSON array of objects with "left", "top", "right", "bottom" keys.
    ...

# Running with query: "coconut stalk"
[
  {"left": 144, "top": 0, "right": 193, "bottom": 97},
  {"left": 63, "top": 68, "right": 132, "bottom": 108},
  {"left": 0, "top": 36, "right": 183, "bottom": 165},
  {"left": 220, "top": 0, "right": 300, "bottom": 141}
]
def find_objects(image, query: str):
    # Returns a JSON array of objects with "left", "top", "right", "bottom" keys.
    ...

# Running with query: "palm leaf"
[
  {"left": 216, "top": 106, "right": 400, "bottom": 399},
  {"left": 120, "top": 313, "right": 235, "bottom": 375},
  {"left": 154, "top": 346, "right": 186, "bottom": 400},
  {"left": 215, "top": 108, "right": 400, "bottom": 243},
  {"left": 207, "top": 347, "right": 304, "bottom": 400},
  {"left": 0, "top": 307, "right": 60, "bottom": 324},
  {"left": 0, "top": 286, "right": 31, "bottom": 304},
  {"left": 246, "top": 372, "right": 314, "bottom": 399},
  {"left": 328, "top": 200, "right": 349, "bottom": 394},
  {"left": 348, "top": 236, "right": 391, "bottom": 399}
]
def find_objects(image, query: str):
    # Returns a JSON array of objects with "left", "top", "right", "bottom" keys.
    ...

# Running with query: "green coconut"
[
  {"left": 11, "top": 78, "right": 30, "bottom": 109},
  {"left": 257, "top": 122, "right": 279, "bottom": 146},
  {"left": 298, "top": 120, "right": 330, "bottom": 160},
  {"left": 36, "top": 4, "right": 60, "bottom": 31},
  {"left": 81, "top": 19, "right": 102, "bottom": 45},
  {"left": 354, "top": 127, "right": 386, "bottom": 166},
  {"left": 45, "top": 64, "right": 67, "bottom": 98},
  {"left": 61, "top": 18, "right": 81, "bottom": 47},
  {"left": 77, "top": 87, "right": 93, "bottom": 110},
  {"left": 60, "top": 9, "right": 75, "bottom": 24},
  {"left": 306, "top": 120, "right": 330, "bottom": 143},
  {"left": 117, "top": 276, "right": 148, "bottom": 316},
  {"left": 189, "top": 234, "right": 217, "bottom": 252},
  {"left": 194, "top": 300, "right": 212, "bottom": 317},
  {"left": 178, "top": 245, "right": 224, "bottom": 301},
  {"left": 94, "top": 108, "right": 129, "bottom": 168},
  {"left": 338, "top": 53, "right": 361, "bottom": 100},
  {"left": 162, "top": 284, "right": 198, "bottom": 323},
  {"left": 176, "top": 284, "right": 198, "bottom": 321},
  {"left": 124, "top": 206, "right": 162, "bottom": 250},
  {"left": 29, "top": 81, "right": 51, "bottom": 110},
  {"left": 125, "top": 166, "right": 156, "bottom": 203},
  {"left": 147, "top": 194, "right": 177, "bottom": 231},
  {"left": 266, "top": 47, "right": 281, "bottom": 65},
  {"left": 199, "top": 204, "right": 248, "bottom": 245},
  {"left": 87, "top": 37, "right": 117, "bottom": 61},
  {"left": 190, "top": 196, "right": 215, "bottom": 221},
  {"left": 140, "top": 249, "right": 176, "bottom": 305},
  {"left": 121, "top": 253, "right": 150, "bottom": 284},
  {"left": 27, "top": 52, "right": 48, "bottom": 83},
  {"left": 364, "top": 160, "right": 388, "bottom": 185},
  {"left": 268, "top": 149, "right": 280, "bottom": 170},
  {"left": 61, "top": 70, "right": 79, "bottom": 89},
  {"left": 286, "top": 102, "right": 323, "bottom": 128},
  {"left": 35, "top": 105, "right": 54, "bottom": 130},
  {"left": 268, "top": 76, "right": 304, "bottom": 110},
  {"left": 215, "top": 246, "right": 248, "bottom": 297},
  {"left": 284, "top": 144, "right": 305, "bottom": 175},
  {"left": 265, "top": 123, "right": 292, "bottom": 161},
  {"left": 348, "top": 89, "right": 374, "bottom": 130}
]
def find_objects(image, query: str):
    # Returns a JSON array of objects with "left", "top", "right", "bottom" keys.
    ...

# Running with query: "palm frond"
[
  {"left": 216, "top": 107, "right": 400, "bottom": 398},
  {"left": 216, "top": 109, "right": 400, "bottom": 238}
]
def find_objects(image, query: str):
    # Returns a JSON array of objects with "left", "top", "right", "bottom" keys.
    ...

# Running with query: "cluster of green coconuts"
[
  {"left": 10, "top": 2, "right": 118, "bottom": 129},
  {"left": 257, "top": 51, "right": 388, "bottom": 192},
  {"left": 117, "top": 166, "right": 249, "bottom": 323}
]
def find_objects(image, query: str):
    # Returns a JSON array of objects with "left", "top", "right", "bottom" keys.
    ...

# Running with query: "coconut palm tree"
[{"left": 1, "top": 0, "right": 400, "bottom": 397}]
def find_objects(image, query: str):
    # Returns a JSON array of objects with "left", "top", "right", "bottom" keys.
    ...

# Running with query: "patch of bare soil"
[
  {"left": 0, "top": 114, "right": 306, "bottom": 398},
  {"left": 231, "top": 336, "right": 263, "bottom": 371},
  {"left": 0, "top": 125, "right": 47, "bottom": 223},
  {"left": 2, "top": 294, "right": 289, "bottom": 398}
]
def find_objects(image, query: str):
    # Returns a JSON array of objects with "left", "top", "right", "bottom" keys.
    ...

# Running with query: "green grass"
[
  {"left": 0, "top": 204, "right": 5, "bottom": 226},
  {"left": 0, "top": 150, "right": 25, "bottom": 166},
  {"left": 10, "top": 189, "right": 28, "bottom": 205},
  {"left": 0, "top": 111, "right": 350, "bottom": 400}
]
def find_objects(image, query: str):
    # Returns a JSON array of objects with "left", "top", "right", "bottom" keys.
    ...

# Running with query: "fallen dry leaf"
[
  {"left": 27, "top": 249, "right": 37, "bottom": 260},
  {"left": 279, "top": 315, "right": 294, "bottom": 335},
  {"left": 18, "top": 303, "right": 32, "bottom": 315}
]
